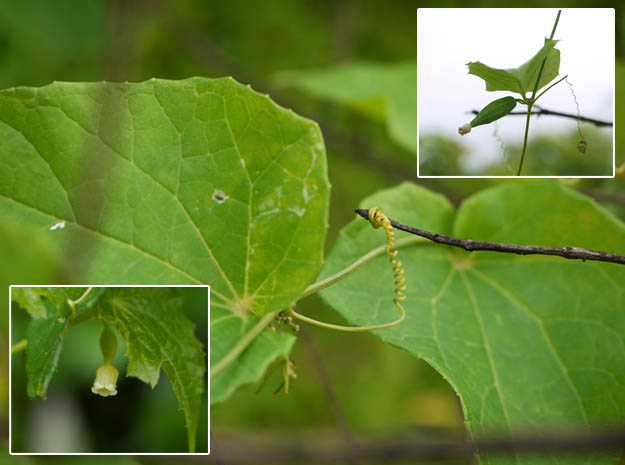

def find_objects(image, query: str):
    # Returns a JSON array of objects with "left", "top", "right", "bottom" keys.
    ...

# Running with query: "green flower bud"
[
  {"left": 91, "top": 363, "right": 118, "bottom": 397},
  {"left": 470, "top": 96, "right": 517, "bottom": 128},
  {"left": 100, "top": 324, "right": 117, "bottom": 365}
]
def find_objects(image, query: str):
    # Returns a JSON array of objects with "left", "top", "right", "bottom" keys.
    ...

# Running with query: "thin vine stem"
[
  {"left": 210, "top": 311, "right": 278, "bottom": 377},
  {"left": 517, "top": 9, "right": 562, "bottom": 176},
  {"left": 300, "top": 236, "right": 425, "bottom": 299},
  {"left": 517, "top": 108, "right": 533, "bottom": 176},
  {"left": 534, "top": 74, "right": 567, "bottom": 102},
  {"left": 67, "top": 286, "right": 94, "bottom": 315},
  {"left": 286, "top": 307, "right": 403, "bottom": 333}
]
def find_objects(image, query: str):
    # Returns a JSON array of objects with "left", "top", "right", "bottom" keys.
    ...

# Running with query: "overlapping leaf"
[
  {"left": 0, "top": 77, "right": 330, "bottom": 404},
  {"left": 274, "top": 61, "right": 417, "bottom": 153},
  {"left": 320, "top": 181, "right": 625, "bottom": 465},
  {"left": 211, "top": 307, "right": 295, "bottom": 405}
]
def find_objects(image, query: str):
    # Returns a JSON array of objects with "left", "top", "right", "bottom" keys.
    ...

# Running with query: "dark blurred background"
[{"left": 1, "top": 1, "right": 624, "bottom": 464}]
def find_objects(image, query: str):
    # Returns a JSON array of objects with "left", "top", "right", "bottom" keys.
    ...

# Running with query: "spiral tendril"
[
  {"left": 368, "top": 206, "right": 406, "bottom": 319},
  {"left": 285, "top": 206, "right": 406, "bottom": 332},
  {"left": 565, "top": 76, "right": 587, "bottom": 153}
]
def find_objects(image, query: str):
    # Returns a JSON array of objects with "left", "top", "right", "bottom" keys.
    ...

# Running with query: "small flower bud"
[
  {"left": 100, "top": 324, "right": 117, "bottom": 365},
  {"left": 458, "top": 123, "right": 471, "bottom": 136},
  {"left": 91, "top": 363, "right": 118, "bottom": 397}
]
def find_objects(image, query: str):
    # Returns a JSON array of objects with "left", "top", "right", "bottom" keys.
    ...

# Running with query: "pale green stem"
[
  {"left": 300, "top": 236, "right": 425, "bottom": 299},
  {"left": 286, "top": 306, "right": 404, "bottom": 333},
  {"left": 517, "top": 106, "right": 533, "bottom": 176},
  {"left": 210, "top": 312, "right": 278, "bottom": 377},
  {"left": 11, "top": 339, "right": 27, "bottom": 354},
  {"left": 67, "top": 286, "right": 94, "bottom": 315}
]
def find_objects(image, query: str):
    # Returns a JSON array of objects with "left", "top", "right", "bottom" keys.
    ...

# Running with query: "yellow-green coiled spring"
[
  {"left": 285, "top": 206, "right": 406, "bottom": 332},
  {"left": 368, "top": 207, "right": 406, "bottom": 322}
]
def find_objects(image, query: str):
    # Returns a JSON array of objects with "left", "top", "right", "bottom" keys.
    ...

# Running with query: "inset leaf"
[
  {"left": 470, "top": 96, "right": 517, "bottom": 128},
  {"left": 11, "top": 288, "right": 48, "bottom": 318},
  {"left": 320, "top": 182, "right": 625, "bottom": 465},
  {"left": 25, "top": 298, "right": 68, "bottom": 399},
  {"left": 12, "top": 287, "right": 96, "bottom": 319},
  {"left": 94, "top": 287, "right": 205, "bottom": 453},
  {"left": 468, "top": 39, "right": 560, "bottom": 94}
]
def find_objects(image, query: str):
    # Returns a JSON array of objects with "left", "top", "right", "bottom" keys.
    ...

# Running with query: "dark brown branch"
[
  {"left": 469, "top": 107, "right": 613, "bottom": 127},
  {"left": 141, "top": 428, "right": 625, "bottom": 463},
  {"left": 584, "top": 190, "right": 625, "bottom": 206},
  {"left": 355, "top": 209, "right": 625, "bottom": 265}
]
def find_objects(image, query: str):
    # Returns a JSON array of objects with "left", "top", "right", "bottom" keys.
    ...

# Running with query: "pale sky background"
[{"left": 417, "top": 8, "right": 614, "bottom": 173}]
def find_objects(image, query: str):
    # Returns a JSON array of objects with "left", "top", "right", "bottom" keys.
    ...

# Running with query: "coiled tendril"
[
  {"left": 286, "top": 206, "right": 406, "bottom": 332},
  {"left": 368, "top": 206, "right": 407, "bottom": 320}
]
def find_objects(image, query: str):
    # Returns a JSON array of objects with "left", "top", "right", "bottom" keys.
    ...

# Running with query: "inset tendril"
[{"left": 565, "top": 76, "right": 587, "bottom": 153}]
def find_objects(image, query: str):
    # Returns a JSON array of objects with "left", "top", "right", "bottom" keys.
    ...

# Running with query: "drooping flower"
[
  {"left": 458, "top": 123, "right": 472, "bottom": 136},
  {"left": 91, "top": 363, "right": 118, "bottom": 397}
]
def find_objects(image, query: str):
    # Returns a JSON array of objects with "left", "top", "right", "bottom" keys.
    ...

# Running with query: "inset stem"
[
  {"left": 516, "top": 9, "right": 562, "bottom": 176},
  {"left": 67, "top": 286, "right": 94, "bottom": 315},
  {"left": 11, "top": 339, "right": 27, "bottom": 354},
  {"left": 517, "top": 103, "right": 533, "bottom": 176}
]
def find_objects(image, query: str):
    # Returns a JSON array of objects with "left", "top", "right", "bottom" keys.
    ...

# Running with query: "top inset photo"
[{"left": 417, "top": 8, "right": 614, "bottom": 177}]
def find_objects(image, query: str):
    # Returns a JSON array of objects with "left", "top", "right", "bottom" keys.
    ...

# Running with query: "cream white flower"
[
  {"left": 91, "top": 363, "right": 118, "bottom": 397},
  {"left": 458, "top": 123, "right": 472, "bottom": 136}
]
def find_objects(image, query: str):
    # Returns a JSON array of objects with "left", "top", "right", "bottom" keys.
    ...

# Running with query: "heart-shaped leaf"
[{"left": 320, "top": 181, "right": 625, "bottom": 465}]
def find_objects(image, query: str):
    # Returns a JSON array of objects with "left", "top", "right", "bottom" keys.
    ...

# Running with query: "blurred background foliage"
[{"left": 1, "top": 0, "right": 623, "bottom": 464}]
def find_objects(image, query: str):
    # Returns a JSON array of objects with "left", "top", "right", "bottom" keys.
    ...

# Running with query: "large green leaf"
[
  {"left": 320, "top": 182, "right": 625, "bottom": 465},
  {"left": 274, "top": 61, "right": 417, "bottom": 153},
  {"left": 0, "top": 77, "right": 329, "bottom": 404},
  {"left": 468, "top": 39, "right": 560, "bottom": 94},
  {"left": 11, "top": 287, "right": 49, "bottom": 318},
  {"left": 94, "top": 287, "right": 205, "bottom": 452}
]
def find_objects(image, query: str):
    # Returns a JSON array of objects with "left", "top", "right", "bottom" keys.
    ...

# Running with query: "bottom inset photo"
[{"left": 9, "top": 285, "right": 209, "bottom": 454}]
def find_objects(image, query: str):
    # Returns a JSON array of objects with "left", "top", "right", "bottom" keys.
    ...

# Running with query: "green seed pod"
[
  {"left": 99, "top": 324, "right": 117, "bottom": 365},
  {"left": 470, "top": 96, "right": 517, "bottom": 128}
]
